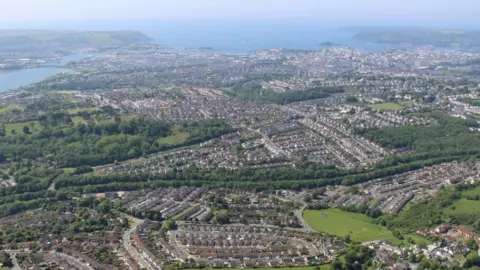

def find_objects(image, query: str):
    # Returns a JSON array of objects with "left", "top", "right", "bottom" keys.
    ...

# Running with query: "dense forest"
[
  {"left": 0, "top": 117, "right": 234, "bottom": 168},
  {"left": 357, "top": 113, "right": 480, "bottom": 153},
  {"left": 227, "top": 84, "right": 344, "bottom": 104},
  {"left": 53, "top": 149, "right": 479, "bottom": 193}
]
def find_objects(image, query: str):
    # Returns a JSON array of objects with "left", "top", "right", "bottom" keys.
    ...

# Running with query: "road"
[
  {"left": 283, "top": 191, "right": 316, "bottom": 233},
  {"left": 293, "top": 204, "right": 316, "bottom": 233},
  {"left": 10, "top": 252, "right": 21, "bottom": 270},
  {"left": 122, "top": 218, "right": 158, "bottom": 270},
  {"left": 246, "top": 127, "right": 290, "bottom": 157}
]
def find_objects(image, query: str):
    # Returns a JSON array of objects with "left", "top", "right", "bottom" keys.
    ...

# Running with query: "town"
[{"left": 2, "top": 32, "right": 480, "bottom": 270}]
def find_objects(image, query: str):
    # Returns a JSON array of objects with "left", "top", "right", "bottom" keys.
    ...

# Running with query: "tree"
[
  {"left": 467, "top": 238, "right": 479, "bottom": 251},
  {"left": 215, "top": 211, "right": 230, "bottom": 224},
  {"left": 464, "top": 252, "right": 480, "bottom": 268},
  {"left": 346, "top": 96, "right": 359, "bottom": 103},
  {"left": 330, "top": 258, "right": 342, "bottom": 270},
  {"left": 474, "top": 218, "right": 480, "bottom": 233},
  {"left": 344, "top": 234, "right": 351, "bottom": 243},
  {"left": 0, "top": 252, "right": 12, "bottom": 267}
]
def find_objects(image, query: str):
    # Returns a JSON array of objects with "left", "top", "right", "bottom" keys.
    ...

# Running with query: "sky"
[{"left": 0, "top": 0, "right": 479, "bottom": 27}]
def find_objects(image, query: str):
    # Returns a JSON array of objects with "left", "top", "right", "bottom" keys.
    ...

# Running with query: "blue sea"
[
  {"left": 0, "top": 20, "right": 400, "bottom": 91},
  {"left": 125, "top": 21, "right": 398, "bottom": 53}
]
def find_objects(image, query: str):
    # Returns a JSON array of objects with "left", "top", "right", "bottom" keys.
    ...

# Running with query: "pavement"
[
  {"left": 293, "top": 204, "right": 316, "bottom": 233},
  {"left": 122, "top": 218, "right": 158, "bottom": 270},
  {"left": 10, "top": 252, "right": 21, "bottom": 270}
]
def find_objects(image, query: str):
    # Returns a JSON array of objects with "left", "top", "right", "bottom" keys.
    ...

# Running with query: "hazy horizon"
[{"left": 0, "top": 0, "right": 479, "bottom": 30}]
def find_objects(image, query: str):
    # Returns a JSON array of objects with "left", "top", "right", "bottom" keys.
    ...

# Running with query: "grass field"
[
  {"left": 407, "top": 234, "right": 431, "bottom": 246},
  {"left": 368, "top": 102, "right": 404, "bottom": 111},
  {"left": 5, "top": 121, "right": 42, "bottom": 135},
  {"left": 71, "top": 116, "right": 86, "bottom": 124},
  {"left": 62, "top": 168, "right": 76, "bottom": 174},
  {"left": 461, "top": 185, "right": 480, "bottom": 197},
  {"left": 0, "top": 106, "right": 23, "bottom": 114},
  {"left": 445, "top": 199, "right": 480, "bottom": 216},
  {"left": 304, "top": 209, "right": 400, "bottom": 243},
  {"left": 158, "top": 125, "right": 190, "bottom": 145},
  {"left": 0, "top": 107, "right": 14, "bottom": 114}
]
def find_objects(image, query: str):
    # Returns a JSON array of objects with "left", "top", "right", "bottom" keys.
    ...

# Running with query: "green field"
[
  {"left": 304, "top": 209, "right": 400, "bottom": 243},
  {"left": 62, "top": 168, "right": 76, "bottom": 174},
  {"left": 445, "top": 199, "right": 480, "bottom": 216},
  {"left": 0, "top": 106, "right": 23, "bottom": 115},
  {"left": 71, "top": 116, "right": 86, "bottom": 124},
  {"left": 95, "top": 114, "right": 136, "bottom": 125},
  {"left": 158, "top": 125, "right": 190, "bottom": 145},
  {"left": 5, "top": 121, "right": 42, "bottom": 135},
  {"left": 461, "top": 185, "right": 480, "bottom": 197},
  {"left": 0, "top": 107, "right": 14, "bottom": 114},
  {"left": 368, "top": 102, "right": 404, "bottom": 111}
]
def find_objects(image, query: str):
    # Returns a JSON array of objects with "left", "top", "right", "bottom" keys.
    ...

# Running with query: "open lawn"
[
  {"left": 461, "top": 185, "right": 480, "bottom": 197},
  {"left": 0, "top": 106, "right": 23, "bottom": 114},
  {"left": 368, "top": 102, "right": 404, "bottom": 111},
  {"left": 445, "top": 198, "right": 480, "bottom": 216},
  {"left": 0, "top": 107, "right": 13, "bottom": 114},
  {"left": 304, "top": 209, "right": 400, "bottom": 243},
  {"left": 158, "top": 124, "right": 190, "bottom": 145},
  {"left": 5, "top": 121, "right": 42, "bottom": 135},
  {"left": 71, "top": 116, "right": 86, "bottom": 124},
  {"left": 62, "top": 168, "right": 76, "bottom": 174},
  {"left": 407, "top": 234, "right": 431, "bottom": 246}
]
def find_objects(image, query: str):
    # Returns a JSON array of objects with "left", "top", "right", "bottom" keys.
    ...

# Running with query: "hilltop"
[
  {"left": 0, "top": 29, "right": 152, "bottom": 52},
  {"left": 342, "top": 26, "right": 480, "bottom": 48}
]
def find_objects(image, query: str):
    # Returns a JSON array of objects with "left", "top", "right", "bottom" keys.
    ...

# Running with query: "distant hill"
[
  {"left": 341, "top": 26, "right": 480, "bottom": 48},
  {"left": 0, "top": 29, "right": 152, "bottom": 53}
]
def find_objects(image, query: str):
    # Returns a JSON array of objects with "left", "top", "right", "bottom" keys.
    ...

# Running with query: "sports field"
[{"left": 303, "top": 209, "right": 399, "bottom": 243}]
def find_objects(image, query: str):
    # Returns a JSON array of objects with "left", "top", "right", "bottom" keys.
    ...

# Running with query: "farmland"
[{"left": 303, "top": 209, "right": 399, "bottom": 243}]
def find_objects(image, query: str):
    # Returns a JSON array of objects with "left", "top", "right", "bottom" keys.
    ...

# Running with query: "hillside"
[
  {"left": 0, "top": 29, "right": 152, "bottom": 52},
  {"left": 342, "top": 26, "right": 480, "bottom": 48}
]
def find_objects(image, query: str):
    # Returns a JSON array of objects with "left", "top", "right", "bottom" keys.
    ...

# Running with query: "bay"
[{"left": 0, "top": 53, "right": 86, "bottom": 92}]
